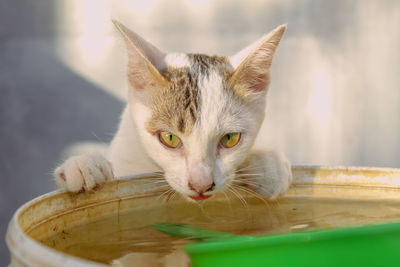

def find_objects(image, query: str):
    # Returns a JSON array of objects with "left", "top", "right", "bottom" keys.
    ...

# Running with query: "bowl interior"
[{"left": 13, "top": 167, "right": 400, "bottom": 265}]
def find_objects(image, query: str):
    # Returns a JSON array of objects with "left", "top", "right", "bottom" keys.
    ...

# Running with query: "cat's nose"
[
  {"left": 188, "top": 160, "right": 215, "bottom": 194},
  {"left": 188, "top": 181, "right": 215, "bottom": 194}
]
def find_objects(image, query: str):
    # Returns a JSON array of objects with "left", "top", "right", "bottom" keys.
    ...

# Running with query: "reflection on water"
[
  {"left": 56, "top": 0, "right": 400, "bottom": 168},
  {"left": 40, "top": 196, "right": 400, "bottom": 266}
]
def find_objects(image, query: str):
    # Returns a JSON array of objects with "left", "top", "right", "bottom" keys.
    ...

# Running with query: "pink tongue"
[{"left": 189, "top": 194, "right": 211, "bottom": 201}]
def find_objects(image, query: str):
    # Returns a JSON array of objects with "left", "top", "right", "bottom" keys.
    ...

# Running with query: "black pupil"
[
  {"left": 169, "top": 134, "right": 173, "bottom": 141},
  {"left": 226, "top": 134, "right": 231, "bottom": 140}
]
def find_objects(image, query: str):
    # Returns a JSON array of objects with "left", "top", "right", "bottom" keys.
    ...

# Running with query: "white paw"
[
  {"left": 54, "top": 154, "right": 113, "bottom": 193},
  {"left": 239, "top": 150, "right": 293, "bottom": 199}
]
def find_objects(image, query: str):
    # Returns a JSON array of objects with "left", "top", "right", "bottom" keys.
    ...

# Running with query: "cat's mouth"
[{"left": 189, "top": 193, "right": 212, "bottom": 201}]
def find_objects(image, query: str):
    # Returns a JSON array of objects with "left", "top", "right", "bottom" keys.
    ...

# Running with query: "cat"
[{"left": 54, "top": 21, "right": 292, "bottom": 202}]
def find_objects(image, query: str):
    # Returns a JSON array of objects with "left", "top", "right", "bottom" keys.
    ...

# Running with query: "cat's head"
[{"left": 114, "top": 21, "right": 286, "bottom": 201}]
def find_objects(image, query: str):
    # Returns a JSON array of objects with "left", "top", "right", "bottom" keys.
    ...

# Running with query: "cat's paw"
[
  {"left": 238, "top": 150, "right": 293, "bottom": 199},
  {"left": 54, "top": 154, "right": 114, "bottom": 193}
]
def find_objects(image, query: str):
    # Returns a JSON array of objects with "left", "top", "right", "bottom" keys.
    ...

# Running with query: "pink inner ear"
[{"left": 250, "top": 73, "right": 269, "bottom": 91}]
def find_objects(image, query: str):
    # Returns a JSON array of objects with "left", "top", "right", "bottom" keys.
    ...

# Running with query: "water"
[{"left": 38, "top": 196, "right": 400, "bottom": 266}]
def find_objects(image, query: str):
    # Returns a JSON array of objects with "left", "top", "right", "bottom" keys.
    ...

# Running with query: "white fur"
[
  {"left": 54, "top": 23, "right": 292, "bottom": 201},
  {"left": 108, "top": 106, "right": 160, "bottom": 176},
  {"left": 163, "top": 53, "right": 191, "bottom": 69}
]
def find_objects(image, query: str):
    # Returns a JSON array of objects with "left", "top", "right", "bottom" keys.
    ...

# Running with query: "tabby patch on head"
[{"left": 146, "top": 54, "right": 233, "bottom": 136}]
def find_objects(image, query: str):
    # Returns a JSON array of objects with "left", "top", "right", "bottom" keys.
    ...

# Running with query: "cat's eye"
[
  {"left": 159, "top": 131, "right": 182, "bottom": 148},
  {"left": 220, "top": 133, "right": 241, "bottom": 148}
]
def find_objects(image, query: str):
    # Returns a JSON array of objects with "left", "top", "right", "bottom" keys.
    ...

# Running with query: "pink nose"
[{"left": 188, "top": 182, "right": 215, "bottom": 194}]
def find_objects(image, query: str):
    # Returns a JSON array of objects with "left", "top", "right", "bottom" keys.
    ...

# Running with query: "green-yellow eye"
[
  {"left": 159, "top": 131, "right": 181, "bottom": 148},
  {"left": 220, "top": 133, "right": 241, "bottom": 148}
]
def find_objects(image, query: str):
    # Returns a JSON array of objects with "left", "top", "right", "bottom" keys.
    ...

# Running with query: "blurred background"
[{"left": 1, "top": 0, "right": 399, "bottom": 264}]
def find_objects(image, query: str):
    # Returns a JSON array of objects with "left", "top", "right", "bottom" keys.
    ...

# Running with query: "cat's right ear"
[{"left": 113, "top": 20, "right": 168, "bottom": 91}]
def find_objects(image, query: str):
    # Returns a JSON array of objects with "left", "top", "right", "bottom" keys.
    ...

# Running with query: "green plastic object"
[{"left": 153, "top": 222, "right": 400, "bottom": 267}]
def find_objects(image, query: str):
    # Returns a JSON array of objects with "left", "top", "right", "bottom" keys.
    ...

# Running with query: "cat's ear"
[
  {"left": 229, "top": 25, "right": 286, "bottom": 96},
  {"left": 113, "top": 20, "right": 168, "bottom": 90}
]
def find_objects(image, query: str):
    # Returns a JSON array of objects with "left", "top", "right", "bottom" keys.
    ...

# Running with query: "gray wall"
[
  {"left": 1, "top": 0, "right": 399, "bottom": 265},
  {"left": 0, "top": 1, "right": 124, "bottom": 264}
]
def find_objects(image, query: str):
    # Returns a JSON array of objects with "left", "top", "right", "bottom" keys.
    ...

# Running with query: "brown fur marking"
[
  {"left": 146, "top": 54, "right": 235, "bottom": 136},
  {"left": 146, "top": 67, "right": 199, "bottom": 136}
]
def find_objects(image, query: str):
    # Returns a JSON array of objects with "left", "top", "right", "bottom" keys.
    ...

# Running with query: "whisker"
[
  {"left": 140, "top": 180, "right": 169, "bottom": 186},
  {"left": 233, "top": 176, "right": 264, "bottom": 184},
  {"left": 234, "top": 165, "right": 266, "bottom": 173},
  {"left": 235, "top": 162, "right": 260, "bottom": 170},
  {"left": 139, "top": 181, "right": 170, "bottom": 191},
  {"left": 247, "top": 185, "right": 279, "bottom": 203},
  {"left": 233, "top": 173, "right": 265, "bottom": 178},
  {"left": 144, "top": 177, "right": 165, "bottom": 181},
  {"left": 234, "top": 169, "right": 265, "bottom": 175},
  {"left": 231, "top": 184, "right": 269, "bottom": 206},
  {"left": 171, "top": 191, "right": 180, "bottom": 201},
  {"left": 154, "top": 185, "right": 172, "bottom": 191},
  {"left": 227, "top": 186, "right": 248, "bottom": 208},
  {"left": 233, "top": 177, "right": 270, "bottom": 183},
  {"left": 136, "top": 179, "right": 167, "bottom": 184},
  {"left": 157, "top": 189, "right": 169, "bottom": 199},
  {"left": 233, "top": 176, "right": 262, "bottom": 182},
  {"left": 165, "top": 190, "right": 175, "bottom": 203},
  {"left": 170, "top": 191, "right": 179, "bottom": 202},
  {"left": 232, "top": 187, "right": 249, "bottom": 209},
  {"left": 141, "top": 179, "right": 168, "bottom": 183},
  {"left": 221, "top": 190, "right": 233, "bottom": 211},
  {"left": 165, "top": 189, "right": 176, "bottom": 202},
  {"left": 231, "top": 180, "right": 262, "bottom": 188},
  {"left": 197, "top": 201, "right": 210, "bottom": 218},
  {"left": 158, "top": 189, "right": 173, "bottom": 202}
]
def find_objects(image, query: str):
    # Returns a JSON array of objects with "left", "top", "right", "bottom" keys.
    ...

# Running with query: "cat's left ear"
[{"left": 229, "top": 25, "right": 286, "bottom": 97}]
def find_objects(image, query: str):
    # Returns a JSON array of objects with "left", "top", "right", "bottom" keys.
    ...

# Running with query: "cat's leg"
[
  {"left": 236, "top": 149, "right": 293, "bottom": 199},
  {"left": 54, "top": 154, "right": 113, "bottom": 192}
]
